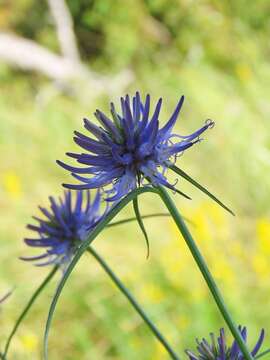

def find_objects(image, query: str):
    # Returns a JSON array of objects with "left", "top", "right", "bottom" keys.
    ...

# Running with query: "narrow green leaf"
[
  {"left": 170, "top": 164, "right": 235, "bottom": 216},
  {"left": 107, "top": 213, "right": 194, "bottom": 228},
  {"left": 0, "top": 289, "right": 13, "bottom": 304},
  {"left": 4, "top": 266, "right": 57, "bottom": 358},
  {"left": 256, "top": 349, "right": 270, "bottom": 359},
  {"left": 43, "top": 187, "right": 158, "bottom": 360},
  {"left": 106, "top": 212, "right": 170, "bottom": 228},
  {"left": 144, "top": 174, "right": 191, "bottom": 200},
  {"left": 173, "top": 187, "right": 191, "bottom": 200},
  {"left": 133, "top": 197, "right": 150, "bottom": 258}
]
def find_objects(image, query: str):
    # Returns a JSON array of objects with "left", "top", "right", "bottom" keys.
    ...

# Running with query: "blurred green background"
[{"left": 0, "top": 0, "right": 270, "bottom": 359}]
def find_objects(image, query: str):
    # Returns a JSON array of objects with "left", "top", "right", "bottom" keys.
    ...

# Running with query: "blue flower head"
[
  {"left": 57, "top": 93, "right": 214, "bottom": 201},
  {"left": 186, "top": 326, "right": 265, "bottom": 360},
  {"left": 21, "top": 190, "right": 104, "bottom": 267}
]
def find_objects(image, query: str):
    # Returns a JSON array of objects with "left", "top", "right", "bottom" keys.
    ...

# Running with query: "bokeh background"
[{"left": 0, "top": 1, "right": 270, "bottom": 359}]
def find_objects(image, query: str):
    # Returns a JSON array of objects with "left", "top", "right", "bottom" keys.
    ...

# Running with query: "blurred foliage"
[
  {"left": 0, "top": 0, "right": 270, "bottom": 71},
  {"left": 1, "top": 0, "right": 270, "bottom": 359}
]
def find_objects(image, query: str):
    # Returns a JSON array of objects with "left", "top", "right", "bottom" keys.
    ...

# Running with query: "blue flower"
[
  {"left": 57, "top": 92, "right": 214, "bottom": 201},
  {"left": 186, "top": 326, "right": 265, "bottom": 360},
  {"left": 21, "top": 190, "right": 105, "bottom": 267}
]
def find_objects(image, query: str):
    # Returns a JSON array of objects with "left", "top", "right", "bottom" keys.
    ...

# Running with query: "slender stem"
[
  {"left": 44, "top": 187, "right": 158, "bottom": 360},
  {"left": 87, "top": 246, "right": 181, "bottom": 360},
  {"left": 256, "top": 349, "right": 270, "bottom": 359},
  {"left": 157, "top": 186, "right": 253, "bottom": 360},
  {"left": 0, "top": 290, "right": 13, "bottom": 304},
  {"left": 106, "top": 213, "right": 170, "bottom": 228},
  {"left": 3, "top": 266, "right": 58, "bottom": 358},
  {"left": 133, "top": 197, "right": 150, "bottom": 258}
]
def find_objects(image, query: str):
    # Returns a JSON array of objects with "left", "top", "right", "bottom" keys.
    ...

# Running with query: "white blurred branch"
[
  {"left": 47, "top": 0, "right": 80, "bottom": 62},
  {"left": 0, "top": 0, "right": 133, "bottom": 96},
  {"left": 0, "top": 33, "right": 85, "bottom": 81}
]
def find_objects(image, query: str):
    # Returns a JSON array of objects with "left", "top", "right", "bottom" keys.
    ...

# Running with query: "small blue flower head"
[
  {"left": 57, "top": 92, "right": 214, "bottom": 201},
  {"left": 186, "top": 326, "right": 265, "bottom": 360},
  {"left": 21, "top": 190, "right": 104, "bottom": 267}
]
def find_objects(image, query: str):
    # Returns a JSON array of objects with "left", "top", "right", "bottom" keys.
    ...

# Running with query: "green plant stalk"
[
  {"left": 106, "top": 212, "right": 194, "bottom": 228},
  {"left": 2, "top": 210, "right": 170, "bottom": 359},
  {"left": 44, "top": 187, "right": 158, "bottom": 360},
  {"left": 87, "top": 246, "right": 180, "bottom": 360},
  {"left": 0, "top": 290, "right": 13, "bottom": 304},
  {"left": 157, "top": 186, "right": 253, "bottom": 360},
  {"left": 3, "top": 266, "right": 58, "bottom": 359},
  {"left": 133, "top": 197, "right": 150, "bottom": 258}
]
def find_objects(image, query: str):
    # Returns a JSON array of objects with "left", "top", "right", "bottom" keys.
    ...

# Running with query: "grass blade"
[
  {"left": 107, "top": 213, "right": 194, "bottom": 227},
  {"left": 0, "top": 290, "right": 13, "bottom": 304},
  {"left": 3, "top": 266, "right": 57, "bottom": 358},
  {"left": 133, "top": 197, "right": 150, "bottom": 258},
  {"left": 173, "top": 187, "right": 191, "bottom": 200},
  {"left": 106, "top": 212, "right": 170, "bottom": 228},
  {"left": 256, "top": 349, "right": 270, "bottom": 359},
  {"left": 170, "top": 164, "right": 235, "bottom": 216}
]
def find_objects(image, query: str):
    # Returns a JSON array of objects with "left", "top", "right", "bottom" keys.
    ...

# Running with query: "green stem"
[
  {"left": 157, "top": 186, "right": 253, "bottom": 360},
  {"left": 0, "top": 290, "right": 13, "bottom": 304},
  {"left": 44, "top": 187, "right": 158, "bottom": 359},
  {"left": 255, "top": 349, "right": 270, "bottom": 359},
  {"left": 106, "top": 213, "right": 170, "bottom": 228},
  {"left": 87, "top": 247, "right": 180, "bottom": 360},
  {"left": 133, "top": 197, "right": 150, "bottom": 258},
  {"left": 3, "top": 266, "right": 58, "bottom": 358}
]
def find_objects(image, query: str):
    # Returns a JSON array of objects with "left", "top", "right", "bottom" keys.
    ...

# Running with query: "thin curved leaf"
[
  {"left": 4, "top": 266, "right": 57, "bottom": 358},
  {"left": 255, "top": 349, "right": 270, "bottom": 359},
  {"left": 107, "top": 212, "right": 170, "bottom": 228},
  {"left": 0, "top": 290, "right": 13, "bottom": 304},
  {"left": 133, "top": 197, "right": 150, "bottom": 258},
  {"left": 107, "top": 213, "right": 194, "bottom": 227},
  {"left": 170, "top": 164, "right": 235, "bottom": 216},
  {"left": 174, "top": 187, "right": 191, "bottom": 200},
  {"left": 43, "top": 187, "right": 158, "bottom": 360}
]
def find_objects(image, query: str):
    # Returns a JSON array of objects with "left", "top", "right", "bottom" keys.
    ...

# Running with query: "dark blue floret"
[
  {"left": 186, "top": 326, "right": 265, "bottom": 360},
  {"left": 57, "top": 92, "right": 214, "bottom": 201},
  {"left": 21, "top": 190, "right": 105, "bottom": 267}
]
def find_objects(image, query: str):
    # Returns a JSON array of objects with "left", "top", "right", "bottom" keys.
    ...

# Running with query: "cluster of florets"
[
  {"left": 57, "top": 92, "right": 214, "bottom": 201},
  {"left": 21, "top": 190, "right": 105, "bottom": 267},
  {"left": 23, "top": 93, "right": 213, "bottom": 265}
]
